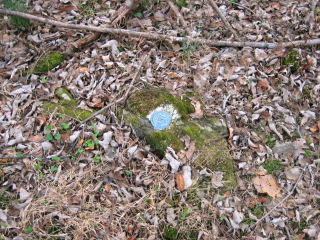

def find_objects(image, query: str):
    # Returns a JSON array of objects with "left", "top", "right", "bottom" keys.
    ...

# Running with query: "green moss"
[
  {"left": 175, "top": 0, "right": 188, "bottom": 8},
  {"left": 79, "top": 0, "right": 102, "bottom": 16},
  {"left": 54, "top": 87, "right": 77, "bottom": 106},
  {"left": 127, "top": 88, "right": 194, "bottom": 119},
  {"left": 251, "top": 204, "right": 264, "bottom": 218},
  {"left": 195, "top": 137, "right": 236, "bottom": 190},
  {"left": 43, "top": 87, "right": 93, "bottom": 121},
  {"left": 303, "top": 88, "right": 311, "bottom": 99},
  {"left": 146, "top": 130, "right": 184, "bottom": 158},
  {"left": 33, "top": 52, "right": 65, "bottom": 75},
  {"left": 261, "top": 159, "right": 284, "bottom": 175},
  {"left": 162, "top": 225, "right": 178, "bottom": 240},
  {"left": 123, "top": 87, "right": 236, "bottom": 190},
  {"left": 281, "top": 50, "right": 300, "bottom": 73},
  {"left": 43, "top": 102, "right": 92, "bottom": 121}
]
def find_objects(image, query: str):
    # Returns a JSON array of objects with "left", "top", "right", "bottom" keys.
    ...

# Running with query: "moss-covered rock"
[
  {"left": 43, "top": 87, "right": 93, "bottom": 121},
  {"left": 33, "top": 52, "right": 65, "bottom": 75},
  {"left": 122, "top": 87, "right": 236, "bottom": 190},
  {"left": 54, "top": 87, "right": 78, "bottom": 106}
]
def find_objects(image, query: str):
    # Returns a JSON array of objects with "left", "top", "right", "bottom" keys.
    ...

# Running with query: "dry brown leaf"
[
  {"left": 310, "top": 124, "right": 318, "bottom": 133},
  {"left": 61, "top": 133, "right": 70, "bottom": 141},
  {"left": 228, "top": 127, "right": 234, "bottom": 140},
  {"left": 185, "top": 141, "right": 195, "bottom": 160},
  {"left": 76, "top": 67, "right": 90, "bottom": 73},
  {"left": 114, "top": 130, "right": 124, "bottom": 145},
  {"left": 28, "top": 135, "right": 45, "bottom": 143},
  {"left": 190, "top": 100, "right": 203, "bottom": 118},
  {"left": 272, "top": 2, "right": 280, "bottom": 10},
  {"left": 211, "top": 58, "right": 218, "bottom": 72},
  {"left": 253, "top": 174, "right": 282, "bottom": 198},
  {"left": 177, "top": 150, "right": 186, "bottom": 159},
  {"left": 297, "top": 233, "right": 305, "bottom": 240},
  {"left": 76, "top": 139, "right": 84, "bottom": 149},
  {"left": 105, "top": 184, "right": 111, "bottom": 193},
  {"left": 303, "top": 58, "right": 313, "bottom": 70},
  {"left": 36, "top": 115, "right": 47, "bottom": 129},
  {"left": 58, "top": 4, "right": 75, "bottom": 12},
  {"left": 256, "top": 168, "right": 268, "bottom": 175},
  {"left": 176, "top": 172, "right": 184, "bottom": 191},
  {"left": 167, "top": 72, "right": 181, "bottom": 80},
  {"left": 261, "top": 111, "right": 271, "bottom": 119},
  {"left": 182, "top": 135, "right": 190, "bottom": 148},
  {"left": 87, "top": 97, "right": 104, "bottom": 108},
  {"left": 257, "top": 81, "right": 268, "bottom": 91},
  {"left": 85, "top": 145, "right": 95, "bottom": 150}
]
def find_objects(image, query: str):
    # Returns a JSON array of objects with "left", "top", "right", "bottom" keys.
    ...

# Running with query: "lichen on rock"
[{"left": 122, "top": 87, "right": 236, "bottom": 190}]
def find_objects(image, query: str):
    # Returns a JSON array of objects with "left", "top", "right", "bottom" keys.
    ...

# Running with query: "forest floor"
[{"left": 0, "top": 0, "right": 320, "bottom": 239}]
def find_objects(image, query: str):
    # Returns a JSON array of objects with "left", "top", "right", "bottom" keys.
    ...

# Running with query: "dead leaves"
[
  {"left": 176, "top": 172, "right": 184, "bottom": 191},
  {"left": 185, "top": 141, "right": 195, "bottom": 160},
  {"left": 253, "top": 169, "right": 282, "bottom": 198},
  {"left": 190, "top": 99, "right": 203, "bottom": 119}
]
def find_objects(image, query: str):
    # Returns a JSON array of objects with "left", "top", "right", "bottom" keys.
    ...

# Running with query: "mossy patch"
[
  {"left": 123, "top": 87, "right": 236, "bottom": 190},
  {"left": 43, "top": 87, "right": 93, "bottom": 121},
  {"left": 281, "top": 50, "right": 300, "bottom": 73},
  {"left": 33, "top": 52, "right": 65, "bottom": 75},
  {"left": 126, "top": 88, "right": 194, "bottom": 119},
  {"left": 54, "top": 87, "right": 78, "bottom": 106}
]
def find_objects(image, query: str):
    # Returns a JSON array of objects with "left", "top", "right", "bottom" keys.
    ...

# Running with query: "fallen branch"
[
  {"left": 208, "top": 0, "right": 240, "bottom": 40},
  {"left": 79, "top": 53, "right": 149, "bottom": 124},
  {"left": 248, "top": 165, "right": 308, "bottom": 231},
  {"left": 1, "top": 9, "right": 320, "bottom": 48}
]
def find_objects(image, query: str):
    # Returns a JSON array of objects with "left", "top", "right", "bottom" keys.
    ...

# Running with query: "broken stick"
[
  {"left": 208, "top": 0, "right": 240, "bottom": 40},
  {"left": 1, "top": 9, "right": 320, "bottom": 48}
]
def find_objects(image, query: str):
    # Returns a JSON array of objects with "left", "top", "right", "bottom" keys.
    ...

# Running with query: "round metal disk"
[{"left": 150, "top": 111, "right": 172, "bottom": 130}]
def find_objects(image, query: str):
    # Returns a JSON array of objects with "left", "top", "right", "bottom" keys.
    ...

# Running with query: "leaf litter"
[{"left": 0, "top": 0, "right": 320, "bottom": 239}]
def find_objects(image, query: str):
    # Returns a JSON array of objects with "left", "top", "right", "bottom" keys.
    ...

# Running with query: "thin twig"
[
  {"left": 79, "top": 54, "right": 149, "bottom": 124},
  {"left": 111, "top": 0, "right": 141, "bottom": 25},
  {"left": 248, "top": 165, "right": 308, "bottom": 230},
  {"left": 166, "top": 0, "right": 187, "bottom": 27},
  {"left": 1, "top": 9, "right": 320, "bottom": 48},
  {"left": 106, "top": 197, "right": 115, "bottom": 232},
  {"left": 207, "top": 0, "right": 240, "bottom": 40}
]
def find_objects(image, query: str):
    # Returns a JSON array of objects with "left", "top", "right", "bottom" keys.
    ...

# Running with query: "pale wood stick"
[
  {"left": 166, "top": 0, "right": 187, "bottom": 27},
  {"left": 1, "top": 9, "right": 320, "bottom": 48},
  {"left": 208, "top": 0, "right": 240, "bottom": 40}
]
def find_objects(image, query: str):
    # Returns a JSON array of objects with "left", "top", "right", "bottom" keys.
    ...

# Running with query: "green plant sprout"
[
  {"left": 41, "top": 77, "right": 47, "bottom": 83},
  {"left": 52, "top": 156, "right": 60, "bottom": 162},
  {"left": 59, "top": 122, "right": 70, "bottom": 130},
  {"left": 93, "top": 155, "right": 100, "bottom": 163},
  {"left": 26, "top": 225, "right": 33, "bottom": 233},
  {"left": 50, "top": 166, "right": 58, "bottom": 172},
  {"left": 54, "top": 133, "right": 61, "bottom": 140},
  {"left": 45, "top": 133, "right": 53, "bottom": 141},
  {"left": 34, "top": 164, "right": 41, "bottom": 171}
]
